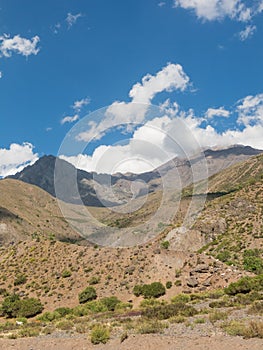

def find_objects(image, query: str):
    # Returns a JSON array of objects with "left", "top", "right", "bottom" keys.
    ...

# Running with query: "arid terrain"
[{"left": 0, "top": 150, "right": 262, "bottom": 349}]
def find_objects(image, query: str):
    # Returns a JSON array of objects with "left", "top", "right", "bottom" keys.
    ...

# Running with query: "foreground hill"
[{"left": 0, "top": 179, "right": 86, "bottom": 245}]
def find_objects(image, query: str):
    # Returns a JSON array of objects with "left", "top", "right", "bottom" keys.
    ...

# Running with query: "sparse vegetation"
[
  {"left": 78, "top": 286, "right": 97, "bottom": 304},
  {"left": 90, "top": 324, "right": 110, "bottom": 344},
  {"left": 133, "top": 282, "right": 166, "bottom": 299}
]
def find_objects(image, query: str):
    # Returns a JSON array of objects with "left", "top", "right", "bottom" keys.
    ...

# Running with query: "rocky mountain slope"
[
  {"left": 0, "top": 153, "right": 261, "bottom": 310},
  {"left": 9, "top": 145, "right": 262, "bottom": 208}
]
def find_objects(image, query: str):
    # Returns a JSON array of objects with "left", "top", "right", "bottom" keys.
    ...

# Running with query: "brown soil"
[{"left": 1, "top": 334, "right": 262, "bottom": 350}]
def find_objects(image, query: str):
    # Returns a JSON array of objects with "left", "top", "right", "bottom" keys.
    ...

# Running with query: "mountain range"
[{"left": 9, "top": 145, "right": 263, "bottom": 208}]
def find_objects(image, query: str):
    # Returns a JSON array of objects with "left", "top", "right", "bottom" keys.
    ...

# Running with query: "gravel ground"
[{"left": 0, "top": 334, "right": 263, "bottom": 350}]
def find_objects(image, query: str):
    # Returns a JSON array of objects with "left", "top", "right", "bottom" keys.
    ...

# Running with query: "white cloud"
[
  {"left": 62, "top": 92, "right": 263, "bottom": 174},
  {"left": 72, "top": 97, "right": 90, "bottom": 112},
  {"left": 0, "top": 71, "right": 2, "bottom": 78},
  {"left": 173, "top": 0, "right": 251, "bottom": 22},
  {"left": 158, "top": 2, "right": 166, "bottom": 7},
  {"left": 239, "top": 25, "right": 256, "bottom": 41},
  {"left": 66, "top": 13, "right": 82, "bottom": 28},
  {"left": 206, "top": 107, "right": 230, "bottom": 119},
  {"left": 236, "top": 93, "right": 263, "bottom": 126},
  {"left": 0, "top": 34, "right": 40, "bottom": 58},
  {"left": 129, "top": 63, "right": 190, "bottom": 103},
  {"left": 77, "top": 63, "right": 191, "bottom": 142},
  {"left": 61, "top": 114, "right": 79, "bottom": 125},
  {"left": 0, "top": 142, "right": 38, "bottom": 177}
]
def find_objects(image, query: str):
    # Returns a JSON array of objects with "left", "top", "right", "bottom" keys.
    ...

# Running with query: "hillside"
[
  {"left": 0, "top": 179, "right": 86, "bottom": 245},
  {"left": 0, "top": 153, "right": 262, "bottom": 347}
]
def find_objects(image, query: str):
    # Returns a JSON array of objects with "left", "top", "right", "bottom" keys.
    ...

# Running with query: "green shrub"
[
  {"left": 89, "top": 276, "right": 100, "bottom": 285},
  {"left": 209, "top": 310, "right": 228, "bottom": 324},
  {"left": 248, "top": 301, "right": 263, "bottom": 315},
  {"left": 166, "top": 281, "right": 172, "bottom": 289},
  {"left": 222, "top": 320, "right": 263, "bottom": 338},
  {"left": 14, "top": 274, "right": 27, "bottom": 286},
  {"left": 61, "top": 270, "right": 72, "bottom": 278},
  {"left": 243, "top": 249, "right": 263, "bottom": 274},
  {"left": 216, "top": 250, "right": 231, "bottom": 263},
  {"left": 137, "top": 320, "right": 166, "bottom": 334},
  {"left": 101, "top": 296, "right": 121, "bottom": 311},
  {"left": 160, "top": 241, "right": 170, "bottom": 249},
  {"left": 78, "top": 286, "right": 97, "bottom": 304},
  {"left": 37, "top": 311, "right": 61, "bottom": 322},
  {"left": 16, "top": 298, "right": 43, "bottom": 318},
  {"left": 133, "top": 285, "right": 144, "bottom": 297},
  {"left": 225, "top": 275, "right": 263, "bottom": 295},
  {"left": 90, "top": 324, "right": 110, "bottom": 344},
  {"left": 171, "top": 293, "right": 191, "bottom": 304},
  {"left": 1, "top": 295, "right": 43, "bottom": 318},
  {"left": 54, "top": 307, "right": 73, "bottom": 317},
  {"left": 85, "top": 300, "right": 107, "bottom": 313},
  {"left": 142, "top": 302, "right": 197, "bottom": 320},
  {"left": 133, "top": 282, "right": 166, "bottom": 299}
]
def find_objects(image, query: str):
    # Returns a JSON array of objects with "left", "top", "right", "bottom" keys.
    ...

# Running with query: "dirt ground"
[{"left": 0, "top": 334, "right": 263, "bottom": 350}]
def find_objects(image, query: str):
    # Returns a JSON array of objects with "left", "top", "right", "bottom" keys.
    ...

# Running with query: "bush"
[
  {"left": 137, "top": 320, "right": 166, "bottom": 334},
  {"left": 89, "top": 276, "right": 100, "bottom": 285},
  {"left": 78, "top": 286, "right": 97, "bottom": 304},
  {"left": 243, "top": 249, "right": 263, "bottom": 274},
  {"left": 171, "top": 294, "right": 191, "bottom": 304},
  {"left": 14, "top": 274, "right": 27, "bottom": 286},
  {"left": 37, "top": 311, "right": 61, "bottom": 322},
  {"left": 142, "top": 302, "right": 197, "bottom": 320},
  {"left": 101, "top": 296, "right": 121, "bottom": 311},
  {"left": 225, "top": 275, "right": 263, "bottom": 295},
  {"left": 216, "top": 250, "right": 231, "bottom": 263},
  {"left": 133, "top": 282, "right": 166, "bottom": 299},
  {"left": 223, "top": 320, "right": 263, "bottom": 338},
  {"left": 160, "top": 241, "right": 170, "bottom": 249},
  {"left": 90, "top": 324, "right": 110, "bottom": 344},
  {"left": 1, "top": 295, "right": 43, "bottom": 318},
  {"left": 166, "top": 281, "right": 172, "bottom": 289},
  {"left": 54, "top": 307, "right": 73, "bottom": 317},
  {"left": 16, "top": 298, "right": 43, "bottom": 318},
  {"left": 133, "top": 285, "right": 144, "bottom": 297},
  {"left": 61, "top": 270, "right": 72, "bottom": 278}
]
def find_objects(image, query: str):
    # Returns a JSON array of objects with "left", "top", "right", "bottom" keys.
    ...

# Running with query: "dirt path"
[{"left": 1, "top": 334, "right": 262, "bottom": 350}]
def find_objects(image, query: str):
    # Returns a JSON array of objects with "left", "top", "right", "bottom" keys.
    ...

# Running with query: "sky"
[{"left": 0, "top": 0, "right": 263, "bottom": 176}]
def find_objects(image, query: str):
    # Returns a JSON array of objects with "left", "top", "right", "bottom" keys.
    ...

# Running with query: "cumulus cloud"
[
  {"left": 239, "top": 25, "right": 257, "bottom": 41},
  {"left": 0, "top": 143, "right": 38, "bottom": 177},
  {"left": 77, "top": 63, "right": 191, "bottom": 142},
  {"left": 66, "top": 13, "right": 82, "bottom": 28},
  {"left": 61, "top": 114, "right": 79, "bottom": 125},
  {"left": 173, "top": 0, "right": 252, "bottom": 21},
  {"left": 0, "top": 34, "right": 40, "bottom": 58},
  {"left": 61, "top": 91, "right": 263, "bottom": 174},
  {"left": 206, "top": 107, "right": 230, "bottom": 119},
  {"left": 236, "top": 93, "right": 263, "bottom": 126},
  {"left": 72, "top": 97, "right": 90, "bottom": 112}
]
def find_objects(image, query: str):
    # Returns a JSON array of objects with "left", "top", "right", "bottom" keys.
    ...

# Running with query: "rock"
[
  {"left": 203, "top": 279, "right": 211, "bottom": 287},
  {"left": 125, "top": 266, "right": 135, "bottom": 275},
  {"left": 190, "top": 264, "right": 209, "bottom": 275},
  {"left": 187, "top": 277, "right": 198, "bottom": 288},
  {"left": 153, "top": 248, "right": 161, "bottom": 254}
]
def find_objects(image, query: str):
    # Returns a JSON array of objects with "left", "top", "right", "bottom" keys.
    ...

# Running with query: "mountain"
[{"left": 8, "top": 145, "right": 262, "bottom": 208}]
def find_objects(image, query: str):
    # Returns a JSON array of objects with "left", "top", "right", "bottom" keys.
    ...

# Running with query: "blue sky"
[{"left": 0, "top": 0, "right": 263, "bottom": 175}]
